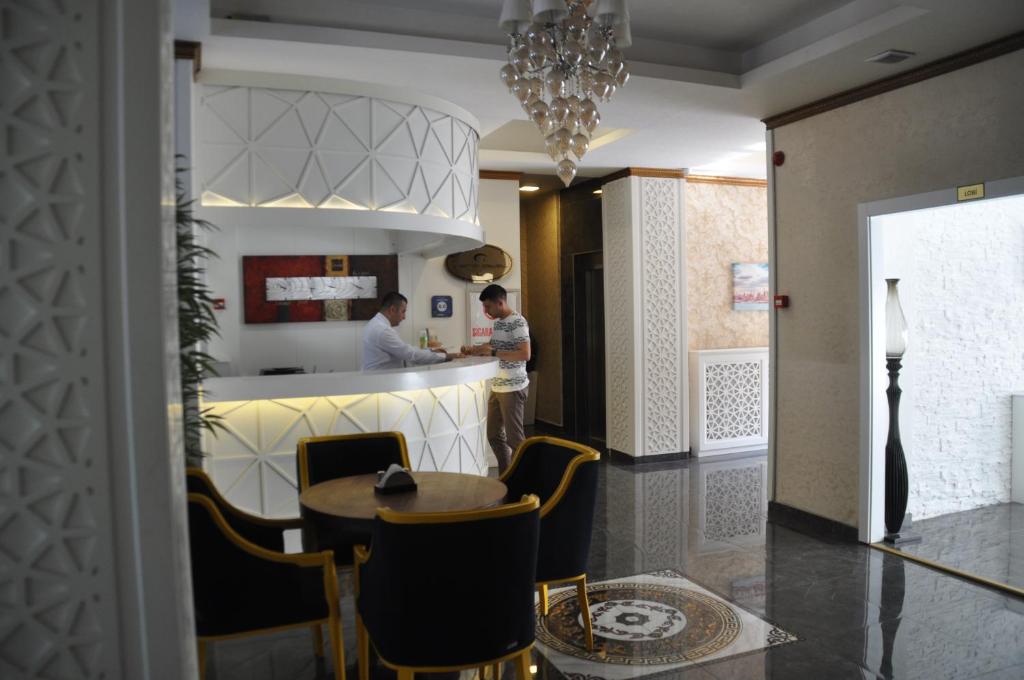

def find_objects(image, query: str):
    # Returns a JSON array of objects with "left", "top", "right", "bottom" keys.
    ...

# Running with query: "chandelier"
[{"left": 498, "top": 0, "right": 631, "bottom": 186}]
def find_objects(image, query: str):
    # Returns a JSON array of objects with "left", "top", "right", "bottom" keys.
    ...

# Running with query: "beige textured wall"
[
  {"left": 773, "top": 49, "right": 1024, "bottom": 527},
  {"left": 686, "top": 182, "right": 769, "bottom": 350},
  {"left": 521, "top": 192, "right": 563, "bottom": 425}
]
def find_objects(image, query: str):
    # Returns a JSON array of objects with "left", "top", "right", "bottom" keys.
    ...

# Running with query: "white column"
[
  {"left": 602, "top": 175, "right": 688, "bottom": 457},
  {"left": 0, "top": 0, "right": 194, "bottom": 678}
]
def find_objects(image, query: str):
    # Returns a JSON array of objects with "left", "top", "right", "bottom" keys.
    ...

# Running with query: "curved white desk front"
[{"left": 200, "top": 358, "right": 499, "bottom": 518}]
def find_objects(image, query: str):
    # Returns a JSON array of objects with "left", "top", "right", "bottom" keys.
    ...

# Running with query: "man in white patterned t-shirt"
[{"left": 461, "top": 284, "right": 530, "bottom": 474}]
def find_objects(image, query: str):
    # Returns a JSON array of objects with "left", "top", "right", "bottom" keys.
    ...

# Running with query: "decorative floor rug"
[{"left": 534, "top": 570, "right": 797, "bottom": 679}]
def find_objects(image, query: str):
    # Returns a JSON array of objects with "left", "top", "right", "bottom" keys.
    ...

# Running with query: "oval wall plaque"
[{"left": 445, "top": 244, "right": 513, "bottom": 283}]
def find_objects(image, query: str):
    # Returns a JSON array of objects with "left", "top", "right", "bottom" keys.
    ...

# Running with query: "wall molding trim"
[
  {"left": 174, "top": 39, "right": 202, "bottom": 77},
  {"left": 480, "top": 170, "right": 523, "bottom": 181},
  {"left": 763, "top": 30, "right": 1024, "bottom": 130},
  {"left": 685, "top": 174, "right": 768, "bottom": 188},
  {"left": 602, "top": 167, "right": 687, "bottom": 182},
  {"left": 768, "top": 501, "right": 859, "bottom": 542}
]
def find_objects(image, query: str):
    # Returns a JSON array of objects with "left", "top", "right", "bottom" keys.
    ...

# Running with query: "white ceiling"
[{"left": 201, "top": 0, "right": 1024, "bottom": 179}]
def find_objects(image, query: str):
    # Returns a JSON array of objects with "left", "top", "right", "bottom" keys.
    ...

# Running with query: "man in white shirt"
[
  {"left": 362, "top": 292, "right": 456, "bottom": 370},
  {"left": 461, "top": 284, "right": 530, "bottom": 473}
]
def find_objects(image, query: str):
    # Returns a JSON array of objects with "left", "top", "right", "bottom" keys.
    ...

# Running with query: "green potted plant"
[{"left": 176, "top": 164, "right": 224, "bottom": 467}]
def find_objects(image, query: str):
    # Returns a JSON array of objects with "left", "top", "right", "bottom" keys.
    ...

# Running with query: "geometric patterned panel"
[
  {"left": 0, "top": 1, "right": 117, "bottom": 678},
  {"left": 198, "top": 85, "right": 479, "bottom": 224},
  {"left": 640, "top": 177, "right": 685, "bottom": 455},
  {"left": 705, "top": 361, "right": 762, "bottom": 441},
  {"left": 201, "top": 380, "right": 490, "bottom": 517}
]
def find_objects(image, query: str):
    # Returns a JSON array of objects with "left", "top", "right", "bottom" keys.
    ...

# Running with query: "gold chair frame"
[
  {"left": 188, "top": 493, "right": 346, "bottom": 680},
  {"left": 501, "top": 436, "right": 601, "bottom": 651}
]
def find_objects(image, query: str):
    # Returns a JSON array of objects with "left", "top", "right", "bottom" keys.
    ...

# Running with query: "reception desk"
[{"left": 200, "top": 357, "right": 499, "bottom": 517}]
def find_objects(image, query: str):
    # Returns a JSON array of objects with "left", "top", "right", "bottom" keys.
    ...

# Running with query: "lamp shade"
[
  {"left": 595, "top": 0, "right": 627, "bottom": 26},
  {"left": 885, "top": 278, "right": 908, "bottom": 358},
  {"left": 533, "top": 0, "right": 569, "bottom": 24},
  {"left": 499, "top": 0, "right": 532, "bottom": 34}
]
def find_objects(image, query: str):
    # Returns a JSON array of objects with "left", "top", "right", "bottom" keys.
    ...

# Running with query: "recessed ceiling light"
[
  {"left": 519, "top": 185, "right": 540, "bottom": 192},
  {"left": 593, "top": 189, "right": 603, "bottom": 195},
  {"left": 865, "top": 49, "right": 916, "bottom": 64}
]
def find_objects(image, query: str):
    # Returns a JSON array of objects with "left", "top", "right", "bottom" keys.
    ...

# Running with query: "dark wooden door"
[{"left": 573, "top": 251, "right": 605, "bottom": 446}]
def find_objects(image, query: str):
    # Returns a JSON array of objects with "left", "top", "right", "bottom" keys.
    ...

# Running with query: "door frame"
[
  {"left": 856, "top": 174, "right": 1024, "bottom": 543},
  {"left": 572, "top": 250, "right": 605, "bottom": 445}
]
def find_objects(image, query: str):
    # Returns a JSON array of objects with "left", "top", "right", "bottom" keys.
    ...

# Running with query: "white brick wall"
[{"left": 882, "top": 194, "right": 1024, "bottom": 519}]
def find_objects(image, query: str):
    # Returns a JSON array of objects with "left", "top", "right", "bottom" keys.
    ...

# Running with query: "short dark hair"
[
  {"left": 478, "top": 284, "right": 507, "bottom": 302},
  {"left": 380, "top": 292, "right": 407, "bottom": 310}
]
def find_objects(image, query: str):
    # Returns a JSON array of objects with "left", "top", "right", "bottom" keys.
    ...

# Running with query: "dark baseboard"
[
  {"left": 768, "top": 501, "right": 859, "bottom": 543},
  {"left": 527, "top": 420, "right": 568, "bottom": 439},
  {"left": 608, "top": 448, "right": 690, "bottom": 465}
]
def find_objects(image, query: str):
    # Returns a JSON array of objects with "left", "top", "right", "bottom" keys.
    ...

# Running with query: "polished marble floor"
[
  {"left": 204, "top": 451, "right": 1024, "bottom": 680},
  {"left": 884, "top": 502, "right": 1024, "bottom": 592}
]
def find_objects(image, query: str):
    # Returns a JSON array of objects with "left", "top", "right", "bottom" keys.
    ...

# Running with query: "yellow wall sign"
[{"left": 957, "top": 183, "right": 985, "bottom": 201}]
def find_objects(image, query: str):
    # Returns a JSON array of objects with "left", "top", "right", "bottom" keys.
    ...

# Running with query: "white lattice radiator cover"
[{"left": 689, "top": 348, "right": 769, "bottom": 456}]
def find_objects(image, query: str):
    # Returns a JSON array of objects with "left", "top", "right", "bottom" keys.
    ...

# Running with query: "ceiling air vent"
[{"left": 865, "top": 49, "right": 916, "bottom": 64}]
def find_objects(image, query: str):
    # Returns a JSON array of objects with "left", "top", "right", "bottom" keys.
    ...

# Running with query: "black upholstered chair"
[
  {"left": 297, "top": 432, "right": 412, "bottom": 565},
  {"left": 186, "top": 467, "right": 302, "bottom": 551},
  {"left": 354, "top": 495, "right": 541, "bottom": 680},
  {"left": 187, "top": 493, "right": 346, "bottom": 680},
  {"left": 297, "top": 432, "right": 411, "bottom": 491},
  {"left": 500, "top": 436, "right": 601, "bottom": 650}
]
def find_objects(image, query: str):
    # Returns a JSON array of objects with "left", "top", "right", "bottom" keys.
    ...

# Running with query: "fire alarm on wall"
[
  {"left": 773, "top": 150, "right": 785, "bottom": 167},
  {"left": 773, "top": 295, "right": 789, "bottom": 309}
]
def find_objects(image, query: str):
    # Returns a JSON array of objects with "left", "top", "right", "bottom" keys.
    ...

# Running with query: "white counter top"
[{"left": 202, "top": 357, "right": 499, "bottom": 402}]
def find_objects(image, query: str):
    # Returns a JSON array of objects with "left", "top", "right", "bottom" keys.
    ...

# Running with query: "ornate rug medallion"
[
  {"left": 534, "top": 571, "right": 797, "bottom": 679},
  {"left": 539, "top": 583, "right": 740, "bottom": 664}
]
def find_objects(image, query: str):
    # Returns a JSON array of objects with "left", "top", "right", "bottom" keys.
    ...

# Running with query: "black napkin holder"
[{"left": 373, "top": 464, "right": 417, "bottom": 494}]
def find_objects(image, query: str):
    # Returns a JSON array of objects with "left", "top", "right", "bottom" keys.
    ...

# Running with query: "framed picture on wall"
[
  {"left": 466, "top": 285, "right": 520, "bottom": 345},
  {"left": 431, "top": 295, "right": 453, "bottom": 318},
  {"left": 242, "top": 254, "right": 398, "bottom": 323},
  {"left": 732, "top": 263, "right": 769, "bottom": 311}
]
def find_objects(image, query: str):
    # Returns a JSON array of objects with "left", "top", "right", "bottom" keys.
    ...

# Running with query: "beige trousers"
[{"left": 487, "top": 387, "right": 528, "bottom": 474}]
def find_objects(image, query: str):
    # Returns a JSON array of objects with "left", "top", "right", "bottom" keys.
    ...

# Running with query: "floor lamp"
[{"left": 883, "top": 278, "right": 920, "bottom": 544}]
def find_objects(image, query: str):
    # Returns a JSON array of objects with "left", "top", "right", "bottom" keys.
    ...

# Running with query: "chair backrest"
[
  {"left": 187, "top": 494, "right": 328, "bottom": 637},
  {"left": 503, "top": 437, "right": 600, "bottom": 583},
  {"left": 186, "top": 467, "right": 285, "bottom": 551},
  {"left": 536, "top": 449, "right": 599, "bottom": 582},
  {"left": 357, "top": 496, "right": 540, "bottom": 668},
  {"left": 502, "top": 437, "right": 580, "bottom": 504},
  {"left": 297, "top": 432, "right": 410, "bottom": 490}
]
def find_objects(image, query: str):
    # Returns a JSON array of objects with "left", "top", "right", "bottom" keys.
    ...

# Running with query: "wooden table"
[{"left": 299, "top": 472, "right": 507, "bottom": 559}]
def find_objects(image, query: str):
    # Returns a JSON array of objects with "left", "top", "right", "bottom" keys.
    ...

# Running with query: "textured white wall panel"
[
  {"left": 202, "top": 381, "right": 490, "bottom": 517},
  {"left": 880, "top": 195, "right": 1024, "bottom": 519},
  {"left": 601, "top": 176, "right": 688, "bottom": 457},
  {"left": 196, "top": 78, "right": 479, "bottom": 229},
  {"left": 640, "top": 177, "right": 687, "bottom": 455},
  {"left": 0, "top": 2, "right": 124, "bottom": 676}
]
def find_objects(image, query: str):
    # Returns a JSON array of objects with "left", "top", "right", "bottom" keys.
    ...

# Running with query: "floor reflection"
[
  {"left": 883, "top": 502, "right": 1024, "bottom": 592},
  {"left": 206, "top": 450, "right": 1024, "bottom": 680}
]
